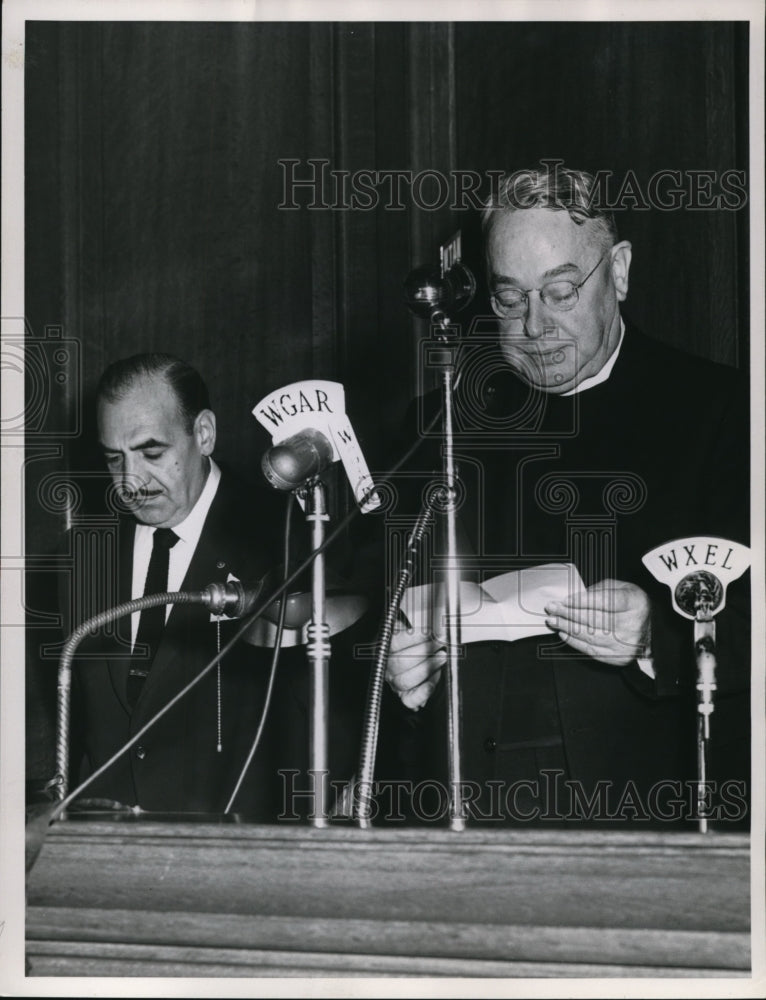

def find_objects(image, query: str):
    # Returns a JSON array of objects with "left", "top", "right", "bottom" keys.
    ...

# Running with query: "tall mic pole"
[
  {"left": 261, "top": 425, "right": 334, "bottom": 825},
  {"left": 305, "top": 478, "right": 331, "bottom": 828},
  {"left": 405, "top": 232, "right": 475, "bottom": 833}
]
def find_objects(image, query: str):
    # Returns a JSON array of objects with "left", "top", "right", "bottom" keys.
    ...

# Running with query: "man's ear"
[
  {"left": 609, "top": 241, "right": 632, "bottom": 302},
  {"left": 194, "top": 409, "right": 217, "bottom": 457}
]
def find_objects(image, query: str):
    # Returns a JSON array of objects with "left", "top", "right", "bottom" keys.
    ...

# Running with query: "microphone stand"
[
  {"left": 404, "top": 244, "right": 475, "bottom": 833},
  {"left": 437, "top": 328, "right": 467, "bottom": 832},
  {"left": 642, "top": 538, "right": 750, "bottom": 837},
  {"left": 303, "top": 478, "right": 332, "bottom": 829},
  {"left": 693, "top": 599, "right": 717, "bottom": 834}
]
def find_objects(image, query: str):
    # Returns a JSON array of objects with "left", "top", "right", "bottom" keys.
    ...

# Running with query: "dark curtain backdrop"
[{"left": 24, "top": 20, "right": 749, "bottom": 782}]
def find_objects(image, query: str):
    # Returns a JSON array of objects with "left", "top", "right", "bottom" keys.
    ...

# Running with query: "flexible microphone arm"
[
  {"left": 355, "top": 490, "right": 441, "bottom": 827},
  {"left": 54, "top": 581, "right": 259, "bottom": 805}
]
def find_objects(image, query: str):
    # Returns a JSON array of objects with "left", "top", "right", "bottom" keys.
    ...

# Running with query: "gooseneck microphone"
[{"left": 261, "top": 427, "right": 334, "bottom": 492}]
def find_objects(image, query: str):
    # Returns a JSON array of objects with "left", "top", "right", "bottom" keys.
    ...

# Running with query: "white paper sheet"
[{"left": 399, "top": 563, "right": 586, "bottom": 644}]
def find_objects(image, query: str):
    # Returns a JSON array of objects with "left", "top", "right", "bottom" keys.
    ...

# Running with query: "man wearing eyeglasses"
[{"left": 381, "top": 165, "right": 750, "bottom": 828}]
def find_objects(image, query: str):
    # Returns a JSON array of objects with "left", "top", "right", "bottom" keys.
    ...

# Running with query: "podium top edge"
[{"left": 42, "top": 817, "right": 752, "bottom": 853}]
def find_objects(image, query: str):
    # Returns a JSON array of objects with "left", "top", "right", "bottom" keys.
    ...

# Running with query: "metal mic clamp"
[{"left": 202, "top": 579, "right": 266, "bottom": 619}]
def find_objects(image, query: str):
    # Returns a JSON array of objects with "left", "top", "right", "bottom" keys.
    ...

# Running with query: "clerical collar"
[{"left": 560, "top": 317, "right": 626, "bottom": 396}]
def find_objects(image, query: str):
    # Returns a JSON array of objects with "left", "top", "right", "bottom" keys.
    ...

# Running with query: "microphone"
[
  {"left": 253, "top": 380, "right": 381, "bottom": 513},
  {"left": 404, "top": 230, "right": 476, "bottom": 325},
  {"left": 404, "top": 261, "right": 476, "bottom": 322},
  {"left": 261, "top": 427, "right": 334, "bottom": 491},
  {"left": 202, "top": 578, "right": 267, "bottom": 618}
]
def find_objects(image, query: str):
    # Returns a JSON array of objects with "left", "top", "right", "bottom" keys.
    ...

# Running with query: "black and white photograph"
[{"left": 1, "top": 0, "right": 764, "bottom": 994}]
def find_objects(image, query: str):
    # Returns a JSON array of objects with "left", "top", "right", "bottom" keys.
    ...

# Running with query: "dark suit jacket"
[
  {"left": 68, "top": 471, "right": 297, "bottom": 817},
  {"left": 373, "top": 324, "right": 750, "bottom": 827},
  {"left": 66, "top": 468, "right": 371, "bottom": 819}
]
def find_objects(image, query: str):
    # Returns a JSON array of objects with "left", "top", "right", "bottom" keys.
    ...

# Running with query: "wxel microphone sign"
[
  {"left": 253, "top": 379, "right": 381, "bottom": 512},
  {"left": 642, "top": 536, "right": 750, "bottom": 619}
]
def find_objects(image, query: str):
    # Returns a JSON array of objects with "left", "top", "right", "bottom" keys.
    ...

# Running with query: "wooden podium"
[{"left": 26, "top": 820, "right": 750, "bottom": 978}]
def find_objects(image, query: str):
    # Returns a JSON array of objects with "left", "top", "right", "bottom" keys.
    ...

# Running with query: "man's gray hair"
[
  {"left": 482, "top": 165, "right": 618, "bottom": 251},
  {"left": 96, "top": 353, "right": 211, "bottom": 434}
]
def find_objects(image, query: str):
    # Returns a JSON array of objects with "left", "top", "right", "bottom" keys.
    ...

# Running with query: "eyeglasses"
[{"left": 490, "top": 253, "right": 607, "bottom": 318}]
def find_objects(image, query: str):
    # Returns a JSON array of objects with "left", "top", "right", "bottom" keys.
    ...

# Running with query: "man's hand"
[
  {"left": 385, "top": 627, "right": 447, "bottom": 711},
  {"left": 544, "top": 578, "right": 651, "bottom": 666}
]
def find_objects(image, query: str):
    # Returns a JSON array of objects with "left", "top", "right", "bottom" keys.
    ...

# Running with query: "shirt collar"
[
  {"left": 170, "top": 457, "right": 221, "bottom": 546},
  {"left": 135, "top": 458, "right": 222, "bottom": 547},
  {"left": 560, "top": 317, "right": 626, "bottom": 396}
]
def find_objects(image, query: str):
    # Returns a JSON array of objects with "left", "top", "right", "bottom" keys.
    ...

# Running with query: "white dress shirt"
[{"left": 130, "top": 458, "right": 222, "bottom": 649}]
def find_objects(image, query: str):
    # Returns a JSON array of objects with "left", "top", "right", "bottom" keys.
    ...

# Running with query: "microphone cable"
[{"left": 224, "top": 493, "right": 294, "bottom": 813}]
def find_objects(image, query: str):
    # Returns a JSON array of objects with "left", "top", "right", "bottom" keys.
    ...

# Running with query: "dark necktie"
[{"left": 128, "top": 527, "right": 180, "bottom": 707}]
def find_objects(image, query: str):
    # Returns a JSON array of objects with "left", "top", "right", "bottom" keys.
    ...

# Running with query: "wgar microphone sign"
[{"left": 254, "top": 379, "right": 381, "bottom": 513}]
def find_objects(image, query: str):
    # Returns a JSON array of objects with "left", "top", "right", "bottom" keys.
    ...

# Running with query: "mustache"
[{"left": 119, "top": 487, "right": 163, "bottom": 503}]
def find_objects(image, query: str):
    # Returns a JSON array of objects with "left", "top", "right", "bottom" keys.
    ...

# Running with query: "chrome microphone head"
[
  {"left": 404, "top": 266, "right": 445, "bottom": 319},
  {"left": 404, "top": 263, "right": 476, "bottom": 321},
  {"left": 261, "top": 427, "right": 334, "bottom": 491},
  {"left": 443, "top": 261, "right": 477, "bottom": 312}
]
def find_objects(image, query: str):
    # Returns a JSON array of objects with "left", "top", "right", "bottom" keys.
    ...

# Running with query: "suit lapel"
[
  {"left": 135, "top": 476, "right": 234, "bottom": 715},
  {"left": 128, "top": 472, "right": 270, "bottom": 721},
  {"left": 107, "top": 518, "right": 136, "bottom": 714}
]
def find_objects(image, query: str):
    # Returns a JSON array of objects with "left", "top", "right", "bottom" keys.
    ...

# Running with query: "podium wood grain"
[{"left": 26, "top": 822, "right": 750, "bottom": 977}]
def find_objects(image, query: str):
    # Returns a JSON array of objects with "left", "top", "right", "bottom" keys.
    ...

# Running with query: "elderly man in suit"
[
  {"left": 68, "top": 354, "right": 286, "bottom": 817},
  {"left": 382, "top": 165, "right": 750, "bottom": 827}
]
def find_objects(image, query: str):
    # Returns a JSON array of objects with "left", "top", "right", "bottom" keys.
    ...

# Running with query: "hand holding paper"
[
  {"left": 387, "top": 632, "right": 447, "bottom": 712},
  {"left": 387, "top": 563, "right": 587, "bottom": 710},
  {"left": 544, "top": 578, "right": 652, "bottom": 666}
]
